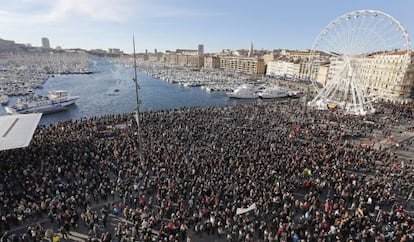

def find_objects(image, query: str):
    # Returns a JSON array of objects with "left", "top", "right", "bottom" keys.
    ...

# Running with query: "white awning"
[{"left": 0, "top": 113, "right": 42, "bottom": 151}]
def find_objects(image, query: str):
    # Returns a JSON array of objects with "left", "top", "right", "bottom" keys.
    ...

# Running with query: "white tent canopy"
[{"left": 0, "top": 113, "right": 42, "bottom": 151}]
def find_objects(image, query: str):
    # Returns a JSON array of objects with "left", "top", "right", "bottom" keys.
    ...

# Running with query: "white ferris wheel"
[{"left": 307, "top": 10, "right": 411, "bottom": 115}]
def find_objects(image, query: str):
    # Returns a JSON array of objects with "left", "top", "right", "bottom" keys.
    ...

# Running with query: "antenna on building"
[{"left": 132, "top": 34, "right": 143, "bottom": 162}]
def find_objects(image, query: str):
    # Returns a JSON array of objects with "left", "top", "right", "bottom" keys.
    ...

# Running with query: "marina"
[
  {"left": 1, "top": 57, "right": 307, "bottom": 125},
  {"left": 0, "top": 52, "right": 92, "bottom": 97},
  {"left": 114, "top": 58, "right": 307, "bottom": 96},
  {"left": 0, "top": 58, "right": 265, "bottom": 125}
]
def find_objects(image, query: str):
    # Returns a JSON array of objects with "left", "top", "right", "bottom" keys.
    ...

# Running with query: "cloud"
[
  {"left": 0, "top": 0, "right": 143, "bottom": 24},
  {"left": 0, "top": 0, "right": 210, "bottom": 25},
  {"left": 47, "top": 0, "right": 137, "bottom": 22}
]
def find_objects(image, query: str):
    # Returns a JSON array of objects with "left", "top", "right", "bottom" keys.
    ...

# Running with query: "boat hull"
[
  {"left": 226, "top": 84, "right": 261, "bottom": 99},
  {"left": 259, "top": 94, "right": 288, "bottom": 99},
  {"left": 5, "top": 98, "right": 78, "bottom": 115},
  {"left": 258, "top": 88, "right": 289, "bottom": 99},
  {"left": 226, "top": 93, "right": 259, "bottom": 99}
]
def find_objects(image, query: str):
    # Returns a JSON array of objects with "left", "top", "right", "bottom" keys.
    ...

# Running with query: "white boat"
[
  {"left": 226, "top": 85, "right": 260, "bottom": 99},
  {"left": 5, "top": 90, "right": 79, "bottom": 114},
  {"left": 0, "top": 94, "right": 8, "bottom": 105},
  {"left": 258, "top": 87, "right": 289, "bottom": 99}
]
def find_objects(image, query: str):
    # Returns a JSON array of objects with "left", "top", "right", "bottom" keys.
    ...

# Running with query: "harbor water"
[{"left": 0, "top": 58, "right": 256, "bottom": 125}]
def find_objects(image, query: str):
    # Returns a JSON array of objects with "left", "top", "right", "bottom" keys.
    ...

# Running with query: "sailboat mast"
[{"left": 133, "top": 34, "right": 143, "bottom": 161}]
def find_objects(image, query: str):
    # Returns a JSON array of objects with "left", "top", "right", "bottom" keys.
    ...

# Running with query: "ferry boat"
[
  {"left": 258, "top": 87, "right": 289, "bottom": 99},
  {"left": 5, "top": 90, "right": 79, "bottom": 114},
  {"left": 226, "top": 85, "right": 260, "bottom": 99}
]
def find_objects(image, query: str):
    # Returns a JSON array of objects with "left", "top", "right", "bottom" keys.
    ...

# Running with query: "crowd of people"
[{"left": 0, "top": 99, "right": 413, "bottom": 241}]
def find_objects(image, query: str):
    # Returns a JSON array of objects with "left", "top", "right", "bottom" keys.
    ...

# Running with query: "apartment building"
[
  {"left": 164, "top": 45, "right": 204, "bottom": 67},
  {"left": 262, "top": 51, "right": 281, "bottom": 66},
  {"left": 362, "top": 52, "right": 413, "bottom": 101},
  {"left": 204, "top": 56, "right": 220, "bottom": 69},
  {"left": 219, "top": 56, "right": 265, "bottom": 74},
  {"left": 327, "top": 51, "right": 413, "bottom": 103},
  {"left": 266, "top": 61, "right": 300, "bottom": 78}
]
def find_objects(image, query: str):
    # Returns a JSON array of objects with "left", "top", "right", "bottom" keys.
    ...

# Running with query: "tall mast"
[{"left": 132, "top": 34, "right": 143, "bottom": 161}]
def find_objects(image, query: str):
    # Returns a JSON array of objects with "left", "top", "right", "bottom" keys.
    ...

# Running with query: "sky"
[{"left": 1, "top": 0, "right": 413, "bottom": 54}]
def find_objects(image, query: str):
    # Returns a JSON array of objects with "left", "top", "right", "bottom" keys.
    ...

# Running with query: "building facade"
[
  {"left": 219, "top": 56, "right": 265, "bottom": 74},
  {"left": 41, "top": 38, "right": 50, "bottom": 49},
  {"left": 266, "top": 61, "right": 300, "bottom": 78},
  {"left": 108, "top": 48, "right": 122, "bottom": 55},
  {"left": 262, "top": 51, "right": 281, "bottom": 66},
  {"left": 315, "top": 64, "right": 329, "bottom": 85},
  {"left": 163, "top": 44, "right": 204, "bottom": 68},
  {"left": 326, "top": 51, "right": 414, "bottom": 103},
  {"left": 204, "top": 56, "right": 220, "bottom": 69}
]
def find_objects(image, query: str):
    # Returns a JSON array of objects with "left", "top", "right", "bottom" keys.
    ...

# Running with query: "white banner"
[{"left": 236, "top": 203, "right": 256, "bottom": 215}]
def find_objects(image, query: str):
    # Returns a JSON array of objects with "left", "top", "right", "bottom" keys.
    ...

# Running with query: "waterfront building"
[
  {"left": 326, "top": 51, "right": 414, "bottom": 103},
  {"left": 189, "top": 55, "right": 204, "bottom": 68},
  {"left": 165, "top": 51, "right": 178, "bottom": 65},
  {"left": 164, "top": 44, "right": 204, "bottom": 68},
  {"left": 108, "top": 48, "right": 122, "bottom": 55},
  {"left": 198, "top": 44, "right": 204, "bottom": 56},
  {"left": 262, "top": 51, "right": 281, "bottom": 65},
  {"left": 136, "top": 53, "right": 149, "bottom": 61},
  {"left": 177, "top": 55, "right": 188, "bottom": 66},
  {"left": 41, "top": 37, "right": 50, "bottom": 49},
  {"left": 264, "top": 50, "right": 329, "bottom": 81},
  {"left": 219, "top": 56, "right": 265, "bottom": 75},
  {"left": 148, "top": 52, "right": 163, "bottom": 62},
  {"left": 204, "top": 55, "right": 220, "bottom": 69},
  {"left": 89, "top": 49, "right": 108, "bottom": 56},
  {"left": 280, "top": 49, "right": 315, "bottom": 61},
  {"left": 359, "top": 51, "right": 414, "bottom": 102},
  {"left": 297, "top": 59, "right": 322, "bottom": 81},
  {"left": 266, "top": 60, "right": 300, "bottom": 79},
  {"left": 315, "top": 64, "right": 329, "bottom": 85},
  {"left": 0, "top": 38, "right": 19, "bottom": 53}
]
